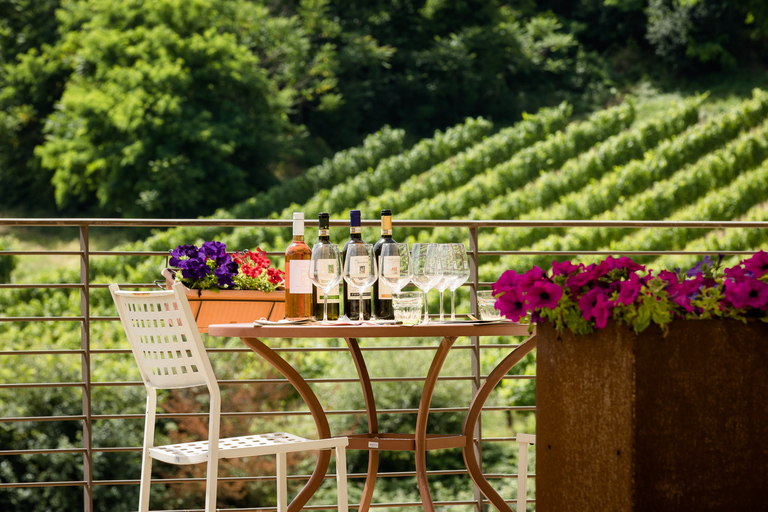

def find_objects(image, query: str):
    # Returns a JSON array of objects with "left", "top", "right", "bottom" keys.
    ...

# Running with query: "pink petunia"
[
  {"left": 552, "top": 260, "right": 581, "bottom": 277},
  {"left": 493, "top": 270, "right": 521, "bottom": 296},
  {"left": 578, "top": 287, "right": 612, "bottom": 328},
  {"left": 496, "top": 287, "right": 528, "bottom": 322},
  {"left": 724, "top": 278, "right": 768, "bottom": 310},
  {"left": 742, "top": 250, "right": 768, "bottom": 277},
  {"left": 616, "top": 273, "right": 642, "bottom": 305},
  {"left": 526, "top": 280, "right": 563, "bottom": 310}
]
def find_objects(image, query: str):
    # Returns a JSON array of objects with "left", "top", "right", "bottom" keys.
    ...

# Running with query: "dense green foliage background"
[
  {"left": 3, "top": 1, "right": 768, "bottom": 511},
  {"left": 2, "top": 0, "right": 766, "bottom": 218}
]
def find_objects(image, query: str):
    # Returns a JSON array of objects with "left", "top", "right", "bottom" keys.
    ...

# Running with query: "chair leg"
[
  {"left": 516, "top": 433, "right": 536, "bottom": 512},
  {"left": 204, "top": 457, "right": 220, "bottom": 512},
  {"left": 335, "top": 446, "right": 348, "bottom": 512},
  {"left": 276, "top": 452, "right": 288, "bottom": 512},
  {"left": 137, "top": 451, "right": 152, "bottom": 512}
]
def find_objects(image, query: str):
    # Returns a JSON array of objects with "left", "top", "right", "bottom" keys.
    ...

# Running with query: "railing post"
[
  {"left": 80, "top": 225, "right": 93, "bottom": 512},
  {"left": 468, "top": 225, "right": 484, "bottom": 512}
]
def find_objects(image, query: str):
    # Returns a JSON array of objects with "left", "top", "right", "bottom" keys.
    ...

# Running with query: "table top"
[{"left": 207, "top": 320, "right": 532, "bottom": 339}]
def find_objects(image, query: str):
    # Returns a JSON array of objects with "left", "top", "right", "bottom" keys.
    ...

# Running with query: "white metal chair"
[
  {"left": 515, "top": 433, "right": 536, "bottom": 512},
  {"left": 110, "top": 282, "right": 348, "bottom": 512}
]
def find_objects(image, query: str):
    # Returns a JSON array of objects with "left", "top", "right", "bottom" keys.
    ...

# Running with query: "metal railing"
[{"left": 1, "top": 217, "right": 766, "bottom": 512}]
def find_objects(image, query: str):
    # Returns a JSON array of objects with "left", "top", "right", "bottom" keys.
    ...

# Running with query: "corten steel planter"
[
  {"left": 536, "top": 319, "right": 768, "bottom": 511},
  {"left": 162, "top": 269, "right": 285, "bottom": 333}
]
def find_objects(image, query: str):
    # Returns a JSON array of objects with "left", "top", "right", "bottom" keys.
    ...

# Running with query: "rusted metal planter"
[
  {"left": 537, "top": 319, "right": 768, "bottom": 511},
  {"left": 162, "top": 269, "right": 285, "bottom": 333}
]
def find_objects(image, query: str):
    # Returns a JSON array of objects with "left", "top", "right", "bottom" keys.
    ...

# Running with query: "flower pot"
[
  {"left": 536, "top": 319, "right": 768, "bottom": 511},
  {"left": 162, "top": 269, "right": 285, "bottom": 333}
]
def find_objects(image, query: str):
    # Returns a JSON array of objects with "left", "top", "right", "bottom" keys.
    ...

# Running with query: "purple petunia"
[
  {"left": 169, "top": 244, "right": 201, "bottom": 267},
  {"left": 552, "top": 260, "right": 581, "bottom": 277}
]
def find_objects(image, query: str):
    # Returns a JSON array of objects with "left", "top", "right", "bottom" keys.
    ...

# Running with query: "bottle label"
[
  {"left": 379, "top": 255, "right": 400, "bottom": 299},
  {"left": 319, "top": 228, "right": 330, "bottom": 236},
  {"left": 310, "top": 258, "right": 340, "bottom": 303},
  {"left": 350, "top": 255, "right": 370, "bottom": 278},
  {"left": 347, "top": 288, "right": 372, "bottom": 300},
  {"left": 316, "top": 284, "right": 340, "bottom": 303},
  {"left": 350, "top": 226, "right": 362, "bottom": 234},
  {"left": 289, "top": 260, "right": 312, "bottom": 294}
]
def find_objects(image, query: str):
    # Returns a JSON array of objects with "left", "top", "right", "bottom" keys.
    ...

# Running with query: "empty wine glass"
[
  {"left": 308, "top": 243, "right": 342, "bottom": 323},
  {"left": 343, "top": 243, "right": 377, "bottom": 323},
  {"left": 411, "top": 243, "right": 440, "bottom": 324},
  {"left": 447, "top": 243, "right": 470, "bottom": 321},
  {"left": 379, "top": 243, "right": 412, "bottom": 296},
  {"left": 433, "top": 244, "right": 456, "bottom": 321}
]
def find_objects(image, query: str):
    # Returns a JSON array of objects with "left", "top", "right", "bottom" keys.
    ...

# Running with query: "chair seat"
[{"left": 150, "top": 432, "right": 349, "bottom": 465}]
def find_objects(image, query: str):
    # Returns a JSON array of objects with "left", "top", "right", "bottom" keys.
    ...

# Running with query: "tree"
[{"left": 0, "top": 0, "right": 341, "bottom": 217}]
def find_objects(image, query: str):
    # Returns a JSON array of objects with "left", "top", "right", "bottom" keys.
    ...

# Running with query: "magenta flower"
[
  {"left": 742, "top": 250, "right": 768, "bottom": 277},
  {"left": 666, "top": 275, "right": 703, "bottom": 313},
  {"left": 725, "top": 266, "right": 753, "bottom": 282},
  {"left": 552, "top": 260, "right": 580, "bottom": 276},
  {"left": 578, "top": 287, "right": 612, "bottom": 328},
  {"left": 493, "top": 270, "right": 521, "bottom": 295},
  {"left": 616, "top": 273, "right": 642, "bottom": 305},
  {"left": 724, "top": 278, "right": 768, "bottom": 310},
  {"left": 518, "top": 266, "right": 546, "bottom": 292},
  {"left": 496, "top": 287, "right": 528, "bottom": 322},
  {"left": 526, "top": 280, "right": 563, "bottom": 310}
]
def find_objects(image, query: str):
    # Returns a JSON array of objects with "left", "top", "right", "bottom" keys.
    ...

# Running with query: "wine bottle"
[
  {"left": 342, "top": 209, "right": 371, "bottom": 320},
  {"left": 372, "top": 209, "right": 396, "bottom": 320},
  {"left": 284, "top": 212, "right": 314, "bottom": 320},
  {"left": 312, "top": 212, "right": 340, "bottom": 321}
]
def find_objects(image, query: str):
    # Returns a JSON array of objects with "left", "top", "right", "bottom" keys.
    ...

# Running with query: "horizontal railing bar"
[
  {"left": 0, "top": 349, "right": 85, "bottom": 356},
  {"left": 0, "top": 316, "right": 84, "bottom": 322},
  {"left": 479, "top": 249, "right": 755, "bottom": 256},
  {"left": 0, "top": 283, "right": 83, "bottom": 289},
  {"left": 1, "top": 415, "right": 87, "bottom": 423},
  {"left": 0, "top": 481, "right": 88, "bottom": 489},
  {"left": 0, "top": 448, "right": 87, "bottom": 456},
  {"left": 2, "top": 217, "right": 768, "bottom": 229},
  {"left": 0, "top": 382, "right": 85, "bottom": 389}
]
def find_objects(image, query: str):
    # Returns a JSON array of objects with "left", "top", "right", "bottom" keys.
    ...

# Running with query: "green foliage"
[
  {"left": 429, "top": 95, "right": 702, "bottom": 244},
  {"left": 397, "top": 100, "right": 635, "bottom": 242},
  {"left": 480, "top": 88, "right": 768, "bottom": 274},
  {"left": 1, "top": 0, "right": 342, "bottom": 217},
  {"left": 362, "top": 102, "right": 573, "bottom": 221}
]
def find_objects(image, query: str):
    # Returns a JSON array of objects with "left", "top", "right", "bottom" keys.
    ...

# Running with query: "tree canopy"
[{"left": 0, "top": 0, "right": 766, "bottom": 217}]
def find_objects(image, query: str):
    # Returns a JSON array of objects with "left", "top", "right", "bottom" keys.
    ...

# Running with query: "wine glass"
[
  {"left": 411, "top": 243, "right": 440, "bottom": 324},
  {"left": 433, "top": 244, "right": 456, "bottom": 321},
  {"left": 379, "top": 243, "right": 412, "bottom": 296},
  {"left": 343, "top": 243, "right": 378, "bottom": 323},
  {"left": 447, "top": 243, "right": 470, "bottom": 321},
  {"left": 308, "top": 243, "right": 342, "bottom": 323}
]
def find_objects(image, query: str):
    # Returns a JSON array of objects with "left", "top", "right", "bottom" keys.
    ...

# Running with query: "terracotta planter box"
[
  {"left": 537, "top": 319, "right": 768, "bottom": 511},
  {"left": 163, "top": 270, "right": 285, "bottom": 333}
]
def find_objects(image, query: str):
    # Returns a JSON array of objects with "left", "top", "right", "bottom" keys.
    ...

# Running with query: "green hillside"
[{"left": 88, "top": 87, "right": 768, "bottom": 292}]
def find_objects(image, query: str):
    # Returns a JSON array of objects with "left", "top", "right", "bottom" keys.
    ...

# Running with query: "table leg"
[
  {"left": 241, "top": 337, "right": 332, "bottom": 512},
  {"left": 344, "top": 337, "right": 379, "bottom": 512},
  {"left": 462, "top": 335, "right": 537, "bottom": 512},
  {"left": 415, "top": 335, "right": 457, "bottom": 512}
]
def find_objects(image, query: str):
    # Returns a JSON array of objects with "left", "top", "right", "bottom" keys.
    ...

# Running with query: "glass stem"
[
  {"left": 451, "top": 290, "right": 456, "bottom": 321},
  {"left": 423, "top": 289, "right": 429, "bottom": 324},
  {"left": 359, "top": 294, "right": 364, "bottom": 323},
  {"left": 439, "top": 290, "right": 445, "bottom": 321},
  {"left": 323, "top": 292, "right": 328, "bottom": 323}
]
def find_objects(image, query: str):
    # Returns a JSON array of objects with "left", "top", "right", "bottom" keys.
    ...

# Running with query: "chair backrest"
[{"left": 110, "top": 282, "right": 217, "bottom": 390}]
